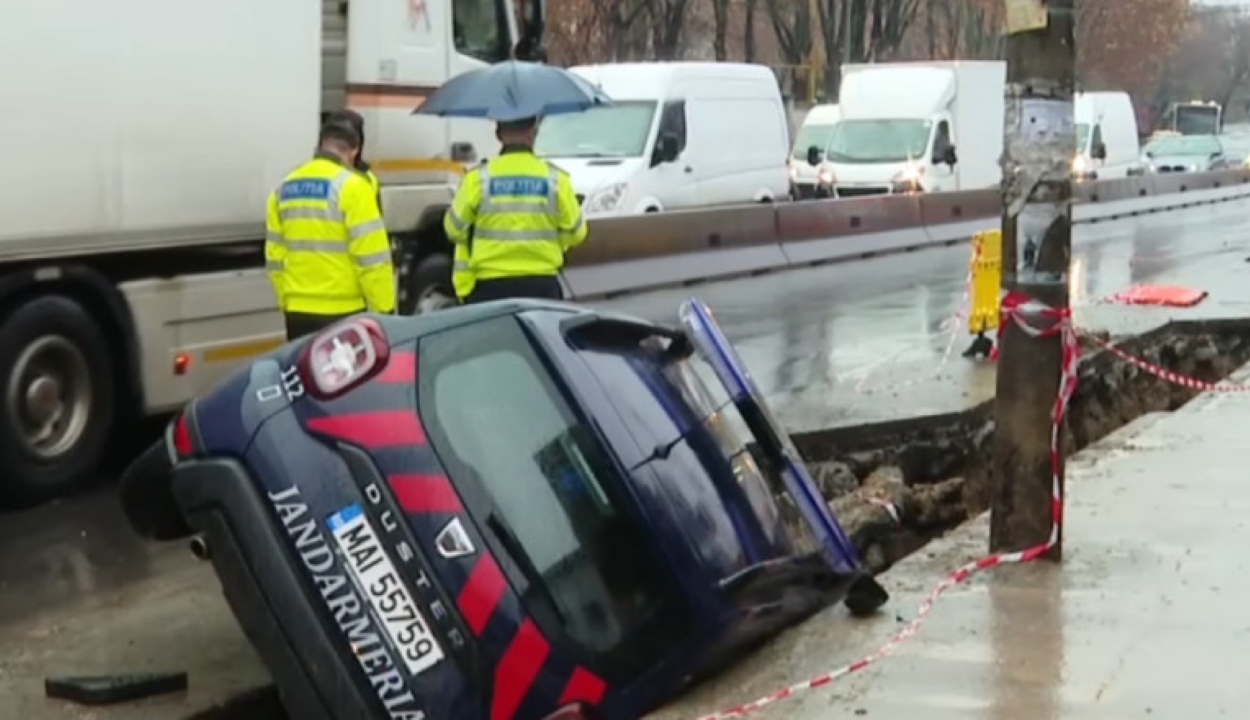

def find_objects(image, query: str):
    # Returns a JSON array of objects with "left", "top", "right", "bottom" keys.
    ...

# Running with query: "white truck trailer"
[
  {"left": 819, "top": 61, "right": 1006, "bottom": 197},
  {"left": 0, "top": 0, "right": 542, "bottom": 502}
]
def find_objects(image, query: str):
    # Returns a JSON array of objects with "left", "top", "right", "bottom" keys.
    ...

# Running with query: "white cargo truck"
[
  {"left": 817, "top": 62, "right": 1006, "bottom": 197},
  {"left": 0, "top": 0, "right": 542, "bottom": 502}
]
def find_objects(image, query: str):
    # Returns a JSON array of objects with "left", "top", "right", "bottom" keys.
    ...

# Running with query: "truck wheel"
[
  {"left": 405, "top": 254, "right": 457, "bottom": 314},
  {"left": 0, "top": 296, "right": 115, "bottom": 505}
]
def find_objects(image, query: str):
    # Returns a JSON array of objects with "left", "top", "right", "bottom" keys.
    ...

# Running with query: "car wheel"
[
  {"left": 0, "top": 295, "right": 116, "bottom": 505},
  {"left": 402, "top": 254, "right": 457, "bottom": 315}
]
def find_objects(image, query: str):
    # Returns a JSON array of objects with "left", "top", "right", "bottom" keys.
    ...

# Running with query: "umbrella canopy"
[{"left": 414, "top": 61, "right": 612, "bottom": 121}]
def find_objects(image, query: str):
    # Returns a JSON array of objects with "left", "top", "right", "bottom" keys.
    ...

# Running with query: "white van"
[
  {"left": 789, "top": 104, "right": 841, "bottom": 198},
  {"left": 534, "top": 62, "right": 791, "bottom": 217},
  {"left": 1074, "top": 92, "right": 1143, "bottom": 180}
]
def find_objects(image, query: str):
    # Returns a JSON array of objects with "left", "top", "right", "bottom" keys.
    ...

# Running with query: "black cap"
[{"left": 326, "top": 110, "right": 366, "bottom": 145}]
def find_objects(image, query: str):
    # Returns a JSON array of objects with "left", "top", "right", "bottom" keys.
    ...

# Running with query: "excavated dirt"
[{"left": 794, "top": 319, "right": 1250, "bottom": 575}]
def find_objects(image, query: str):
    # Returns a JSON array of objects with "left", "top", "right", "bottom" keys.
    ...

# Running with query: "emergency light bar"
[{"left": 297, "top": 317, "right": 391, "bottom": 399}]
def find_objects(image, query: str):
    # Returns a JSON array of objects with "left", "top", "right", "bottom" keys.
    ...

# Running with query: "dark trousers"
[
  {"left": 463, "top": 275, "right": 564, "bottom": 305},
  {"left": 283, "top": 310, "right": 362, "bottom": 341}
]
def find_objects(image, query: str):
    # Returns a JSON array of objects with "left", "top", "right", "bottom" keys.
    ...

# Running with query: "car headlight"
[
  {"left": 817, "top": 164, "right": 835, "bottom": 185},
  {"left": 1188, "top": 164, "right": 1198, "bottom": 172},
  {"left": 584, "top": 182, "right": 628, "bottom": 214},
  {"left": 788, "top": 163, "right": 798, "bottom": 182},
  {"left": 1072, "top": 155, "right": 1088, "bottom": 174}
]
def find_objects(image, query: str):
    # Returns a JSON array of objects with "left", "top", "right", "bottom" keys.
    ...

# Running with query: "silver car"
[{"left": 1141, "top": 134, "right": 1230, "bottom": 174}]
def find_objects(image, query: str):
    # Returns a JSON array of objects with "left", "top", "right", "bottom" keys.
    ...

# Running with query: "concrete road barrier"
[
  {"left": 563, "top": 203, "right": 786, "bottom": 297},
  {"left": 563, "top": 168, "right": 1250, "bottom": 300},
  {"left": 776, "top": 194, "right": 927, "bottom": 265},
  {"left": 918, "top": 190, "right": 1001, "bottom": 244}
]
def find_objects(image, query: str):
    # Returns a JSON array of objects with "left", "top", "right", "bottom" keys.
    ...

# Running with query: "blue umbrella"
[{"left": 414, "top": 61, "right": 613, "bottom": 121}]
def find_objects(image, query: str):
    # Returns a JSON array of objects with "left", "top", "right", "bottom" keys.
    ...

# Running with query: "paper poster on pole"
[{"left": 1004, "top": 0, "right": 1048, "bottom": 34}]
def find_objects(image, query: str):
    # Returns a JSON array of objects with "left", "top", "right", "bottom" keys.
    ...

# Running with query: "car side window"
[
  {"left": 1091, "top": 125, "right": 1104, "bottom": 154},
  {"left": 452, "top": 0, "right": 509, "bottom": 63},
  {"left": 934, "top": 120, "right": 952, "bottom": 151},
  {"left": 658, "top": 101, "right": 687, "bottom": 152}
]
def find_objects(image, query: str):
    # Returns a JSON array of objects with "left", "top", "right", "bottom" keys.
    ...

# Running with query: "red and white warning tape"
[
  {"left": 694, "top": 291, "right": 1078, "bottom": 720},
  {"left": 1082, "top": 332, "right": 1250, "bottom": 392}
]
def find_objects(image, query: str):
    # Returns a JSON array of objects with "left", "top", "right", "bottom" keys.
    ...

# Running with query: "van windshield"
[
  {"left": 825, "top": 119, "right": 932, "bottom": 164},
  {"left": 791, "top": 123, "right": 838, "bottom": 160},
  {"left": 535, "top": 101, "right": 658, "bottom": 158}
]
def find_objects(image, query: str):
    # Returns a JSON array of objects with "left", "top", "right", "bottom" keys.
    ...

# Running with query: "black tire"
[
  {"left": 0, "top": 295, "right": 117, "bottom": 505},
  {"left": 844, "top": 574, "right": 890, "bottom": 618},
  {"left": 118, "top": 439, "right": 191, "bottom": 541},
  {"left": 401, "top": 253, "right": 456, "bottom": 315}
]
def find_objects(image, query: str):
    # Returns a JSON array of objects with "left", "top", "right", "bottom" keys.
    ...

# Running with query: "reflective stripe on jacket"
[
  {"left": 265, "top": 155, "right": 396, "bottom": 315},
  {"left": 442, "top": 150, "right": 587, "bottom": 281}
]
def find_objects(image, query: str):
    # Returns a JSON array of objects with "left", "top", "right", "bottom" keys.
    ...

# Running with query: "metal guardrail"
[{"left": 562, "top": 169, "right": 1250, "bottom": 299}]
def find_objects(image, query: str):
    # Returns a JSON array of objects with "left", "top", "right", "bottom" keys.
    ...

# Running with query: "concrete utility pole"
[{"left": 990, "top": 0, "right": 1075, "bottom": 561}]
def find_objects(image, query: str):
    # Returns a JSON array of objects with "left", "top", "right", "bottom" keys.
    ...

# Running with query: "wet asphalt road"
[
  {"left": 603, "top": 197, "right": 1250, "bottom": 430},
  {"left": 4, "top": 197, "right": 1250, "bottom": 718}
]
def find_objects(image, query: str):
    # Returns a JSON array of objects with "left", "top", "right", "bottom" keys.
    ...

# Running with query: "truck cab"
[
  {"left": 1161, "top": 101, "right": 1223, "bottom": 136},
  {"left": 1073, "top": 92, "right": 1143, "bottom": 181},
  {"left": 821, "top": 62, "right": 1005, "bottom": 198},
  {"left": 323, "top": 0, "right": 546, "bottom": 313}
]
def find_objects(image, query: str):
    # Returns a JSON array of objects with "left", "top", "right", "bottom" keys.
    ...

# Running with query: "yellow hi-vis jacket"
[
  {"left": 265, "top": 154, "right": 396, "bottom": 315},
  {"left": 443, "top": 148, "right": 587, "bottom": 282}
]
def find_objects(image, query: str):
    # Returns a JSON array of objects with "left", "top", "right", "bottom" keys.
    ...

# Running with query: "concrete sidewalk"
[{"left": 651, "top": 363, "right": 1250, "bottom": 719}]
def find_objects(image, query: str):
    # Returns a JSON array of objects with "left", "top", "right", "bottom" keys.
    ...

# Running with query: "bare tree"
[
  {"left": 643, "top": 0, "right": 693, "bottom": 59},
  {"left": 765, "top": 0, "right": 814, "bottom": 97},
  {"left": 816, "top": 0, "right": 921, "bottom": 96},
  {"left": 744, "top": 0, "right": 760, "bottom": 61},
  {"left": 711, "top": 0, "right": 730, "bottom": 60}
]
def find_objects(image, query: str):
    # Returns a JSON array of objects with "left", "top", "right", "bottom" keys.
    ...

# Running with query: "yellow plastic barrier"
[{"left": 967, "top": 228, "right": 1002, "bottom": 335}]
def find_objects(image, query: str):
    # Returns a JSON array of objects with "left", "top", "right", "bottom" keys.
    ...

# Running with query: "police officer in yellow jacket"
[
  {"left": 443, "top": 116, "right": 587, "bottom": 303},
  {"left": 265, "top": 122, "right": 396, "bottom": 340}
]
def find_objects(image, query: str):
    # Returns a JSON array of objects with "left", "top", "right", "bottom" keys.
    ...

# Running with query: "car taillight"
[
  {"left": 170, "top": 412, "right": 194, "bottom": 459},
  {"left": 296, "top": 317, "right": 390, "bottom": 399},
  {"left": 542, "top": 704, "right": 599, "bottom": 720}
]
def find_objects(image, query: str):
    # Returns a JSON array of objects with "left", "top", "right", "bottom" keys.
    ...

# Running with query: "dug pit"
[{"left": 793, "top": 318, "right": 1250, "bottom": 575}]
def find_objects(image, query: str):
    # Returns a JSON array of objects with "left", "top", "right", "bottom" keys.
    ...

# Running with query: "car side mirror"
[
  {"left": 934, "top": 144, "right": 957, "bottom": 165},
  {"left": 1144, "top": 151, "right": 1154, "bottom": 159},
  {"left": 1093, "top": 142, "right": 1108, "bottom": 160},
  {"left": 655, "top": 133, "right": 680, "bottom": 165},
  {"left": 806, "top": 145, "right": 823, "bottom": 166}
]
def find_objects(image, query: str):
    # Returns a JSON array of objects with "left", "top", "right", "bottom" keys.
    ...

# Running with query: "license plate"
[{"left": 328, "top": 504, "right": 445, "bottom": 676}]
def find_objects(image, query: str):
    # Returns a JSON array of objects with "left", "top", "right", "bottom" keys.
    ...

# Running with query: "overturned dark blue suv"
[{"left": 120, "top": 298, "right": 887, "bottom": 720}]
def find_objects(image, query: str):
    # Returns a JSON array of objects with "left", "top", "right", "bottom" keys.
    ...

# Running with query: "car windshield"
[
  {"left": 1146, "top": 135, "right": 1221, "bottom": 157},
  {"left": 1076, "top": 123, "right": 1089, "bottom": 153},
  {"left": 825, "top": 119, "right": 932, "bottom": 163},
  {"left": 535, "top": 101, "right": 658, "bottom": 158},
  {"left": 570, "top": 330, "right": 822, "bottom": 559},
  {"left": 791, "top": 123, "right": 838, "bottom": 160}
]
